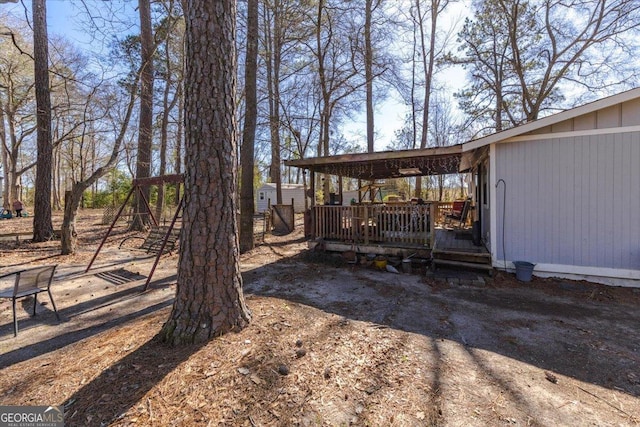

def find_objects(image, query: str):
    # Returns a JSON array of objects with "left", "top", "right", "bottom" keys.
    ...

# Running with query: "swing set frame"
[{"left": 86, "top": 174, "right": 184, "bottom": 291}]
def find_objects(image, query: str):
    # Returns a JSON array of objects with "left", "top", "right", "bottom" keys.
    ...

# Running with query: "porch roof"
[{"left": 284, "top": 145, "right": 463, "bottom": 180}]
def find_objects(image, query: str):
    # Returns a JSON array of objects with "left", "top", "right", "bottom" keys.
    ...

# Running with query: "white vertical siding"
[
  {"left": 530, "top": 98, "right": 640, "bottom": 135},
  {"left": 256, "top": 189, "right": 274, "bottom": 213},
  {"left": 494, "top": 132, "right": 640, "bottom": 270},
  {"left": 256, "top": 185, "right": 307, "bottom": 213},
  {"left": 597, "top": 105, "right": 621, "bottom": 128},
  {"left": 574, "top": 112, "right": 597, "bottom": 130},
  {"left": 283, "top": 189, "right": 307, "bottom": 212},
  {"left": 621, "top": 99, "right": 640, "bottom": 126}
]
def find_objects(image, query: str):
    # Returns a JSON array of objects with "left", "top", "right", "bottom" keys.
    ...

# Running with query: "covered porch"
[
  {"left": 310, "top": 202, "right": 448, "bottom": 256},
  {"left": 285, "top": 146, "right": 491, "bottom": 270}
]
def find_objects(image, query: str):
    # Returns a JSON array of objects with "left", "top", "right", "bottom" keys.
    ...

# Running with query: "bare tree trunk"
[
  {"left": 60, "top": 72, "right": 139, "bottom": 254},
  {"left": 6, "top": 102, "right": 19, "bottom": 206},
  {"left": 161, "top": 0, "right": 251, "bottom": 345},
  {"left": 409, "top": 5, "right": 419, "bottom": 198},
  {"left": 52, "top": 143, "right": 63, "bottom": 210},
  {"left": 131, "top": 0, "right": 154, "bottom": 231},
  {"left": 1, "top": 86, "right": 31, "bottom": 209},
  {"left": 90, "top": 131, "right": 96, "bottom": 207},
  {"left": 32, "top": 0, "right": 54, "bottom": 242},
  {"left": 156, "top": 41, "right": 179, "bottom": 222},
  {"left": 265, "top": 0, "right": 283, "bottom": 204},
  {"left": 410, "top": 6, "right": 418, "bottom": 152},
  {"left": 0, "top": 106, "right": 8, "bottom": 209},
  {"left": 61, "top": 190, "right": 80, "bottom": 254},
  {"left": 239, "top": 0, "right": 259, "bottom": 254},
  {"left": 413, "top": 0, "right": 442, "bottom": 199},
  {"left": 175, "top": 87, "right": 183, "bottom": 203},
  {"left": 315, "top": 0, "right": 332, "bottom": 203},
  {"left": 365, "top": 0, "right": 374, "bottom": 153}
]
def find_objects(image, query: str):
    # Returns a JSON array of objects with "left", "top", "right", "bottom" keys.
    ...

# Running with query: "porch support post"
[
  {"left": 310, "top": 169, "right": 316, "bottom": 239},
  {"left": 429, "top": 202, "right": 436, "bottom": 249},
  {"left": 471, "top": 168, "right": 479, "bottom": 222},
  {"left": 363, "top": 205, "right": 369, "bottom": 244},
  {"left": 310, "top": 169, "right": 315, "bottom": 207}
]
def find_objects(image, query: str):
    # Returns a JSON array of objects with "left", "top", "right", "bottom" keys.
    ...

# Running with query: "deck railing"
[{"left": 312, "top": 203, "right": 437, "bottom": 247}]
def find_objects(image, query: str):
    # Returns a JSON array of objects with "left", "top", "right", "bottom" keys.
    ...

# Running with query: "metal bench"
[{"left": 0, "top": 265, "right": 59, "bottom": 336}]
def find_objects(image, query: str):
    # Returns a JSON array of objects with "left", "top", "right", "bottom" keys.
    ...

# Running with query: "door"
[{"left": 479, "top": 160, "right": 490, "bottom": 248}]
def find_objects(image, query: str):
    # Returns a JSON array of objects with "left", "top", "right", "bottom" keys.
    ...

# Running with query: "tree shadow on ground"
[
  {"left": 0, "top": 274, "right": 176, "bottom": 369},
  {"left": 0, "top": 253, "right": 62, "bottom": 269},
  {"left": 242, "top": 250, "right": 640, "bottom": 399},
  {"left": 1, "top": 235, "right": 638, "bottom": 425},
  {"left": 60, "top": 294, "right": 444, "bottom": 426},
  {"left": 63, "top": 333, "right": 205, "bottom": 426}
]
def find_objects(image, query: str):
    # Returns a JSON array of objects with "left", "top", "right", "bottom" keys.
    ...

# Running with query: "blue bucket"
[{"left": 513, "top": 261, "right": 535, "bottom": 282}]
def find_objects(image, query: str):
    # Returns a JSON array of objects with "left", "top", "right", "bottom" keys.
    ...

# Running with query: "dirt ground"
[{"left": 0, "top": 210, "right": 639, "bottom": 426}]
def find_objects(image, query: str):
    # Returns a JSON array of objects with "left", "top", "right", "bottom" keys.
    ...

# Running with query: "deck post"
[
  {"left": 310, "top": 171, "right": 316, "bottom": 239},
  {"left": 363, "top": 205, "right": 369, "bottom": 244},
  {"left": 429, "top": 202, "right": 436, "bottom": 248}
]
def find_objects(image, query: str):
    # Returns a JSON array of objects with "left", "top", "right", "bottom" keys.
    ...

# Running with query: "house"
[
  {"left": 256, "top": 183, "right": 307, "bottom": 213},
  {"left": 284, "top": 88, "right": 640, "bottom": 287},
  {"left": 461, "top": 87, "right": 640, "bottom": 286}
]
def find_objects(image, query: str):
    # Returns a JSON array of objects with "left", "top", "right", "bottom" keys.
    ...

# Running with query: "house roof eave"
[
  {"left": 462, "top": 87, "right": 640, "bottom": 152},
  {"left": 284, "top": 145, "right": 464, "bottom": 180}
]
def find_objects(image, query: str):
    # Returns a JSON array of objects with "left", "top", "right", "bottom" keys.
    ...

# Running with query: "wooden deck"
[
  {"left": 312, "top": 204, "right": 437, "bottom": 248},
  {"left": 310, "top": 202, "right": 459, "bottom": 248},
  {"left": 309, "top": 224, "right": 492, "bottom": 268},
  {"left": 308, "top": 206, "right": 493, "bottom": 273},
  {"left": 310, "top": 239, "right": 431, "bottom": 259}
]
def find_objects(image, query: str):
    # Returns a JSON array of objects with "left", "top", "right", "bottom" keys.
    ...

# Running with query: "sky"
[
  {"left": 2, "top": 0, "right": 138, "bottom": 54},
  {"left": 2, "top": 1, "right": 87, "bottom": 39},
  {"left": 1, "top": 0, "right": 468, "bottom": 152},
  {"left": 342, "top": 2, "right": 469, "bottom": 150}
]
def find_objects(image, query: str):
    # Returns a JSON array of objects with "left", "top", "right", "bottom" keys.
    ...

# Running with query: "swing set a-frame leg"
[
  {"left": 85, "top": 186, "right": 135, "bottom": 273},
  {"left": 143, "top": 196, "right": 183, "bottom": 292}
]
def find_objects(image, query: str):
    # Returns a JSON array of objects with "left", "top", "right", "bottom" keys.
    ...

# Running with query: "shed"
[
  {"left": 256, "top": 183, "right": 306, "bottom": 213},
  {"left": 462, "top": 87, "right": 640, "bottom": 286}
]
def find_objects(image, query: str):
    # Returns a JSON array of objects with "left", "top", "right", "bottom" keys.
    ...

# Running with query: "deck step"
[
  {"left": 432, "top": 258, "right": 494, "bottom": 272},
  {"left": 432, "top": 251, "right": 491, "bottom": 264}
]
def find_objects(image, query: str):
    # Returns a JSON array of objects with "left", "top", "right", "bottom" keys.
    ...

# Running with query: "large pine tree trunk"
[
  {"left": 161, "top": 0, "right": 251, "bottom": 345},
  {"left": 32, "top": 0, "right": 54, "bottom": 241}
]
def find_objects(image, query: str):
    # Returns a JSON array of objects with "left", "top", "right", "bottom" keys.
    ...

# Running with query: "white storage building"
[{"left": 256, "top": 183, "right": 307, "bottom": 213}]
